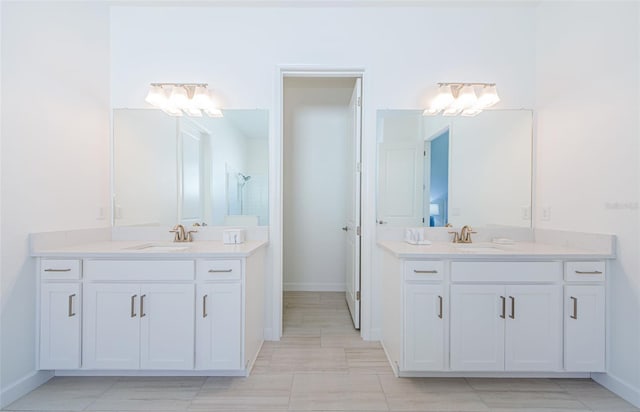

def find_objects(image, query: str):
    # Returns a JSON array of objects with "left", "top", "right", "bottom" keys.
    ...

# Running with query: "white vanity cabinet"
[
  {"left": 450, "top": 284, "right": 562, "bottom": 371},
  {"left": 82, "top": 261, "right": 195, "bottom": 370},
  {"left": 195, "top": 259, "right": 243, "bottom": 370},
  {"left": 564, "top": 261, "right": 606, "bottom": 372},
  {"left": 39, "top": 259, "right": 82, "bottom": 370},
  {"left": 404, "top": 283, "right": 445, "bottom": 371}
]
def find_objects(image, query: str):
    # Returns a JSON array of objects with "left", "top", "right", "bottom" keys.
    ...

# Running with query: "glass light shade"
[
  {"left": 451, "top": 85, "right": 478, "bottom": 110},
  {"left": 204, "top": 108, "right": 223, "bottom": 118},
  {"left": 422, "top": 107, "right": 441, "bottom": 116},
  {"left": 477, "top": 85, "right": 500, "bottom": 108},
  {"left": 442, "top": 106, "right": 462, "bottom": 116},
  {"left": 431, "top": 85, "right": 455, "bottom": 111},
  {"left": 144, "top": 85, "right": 168, "bottom": 107},
  {"left": 192, "top": 86, "right": 212, "bottom": 108},
  {"left": 169, "top": 86, "right": 190, "bottom": 108},
  {"left": 461, "top": 108, "right": 483, "bottom": 117}
]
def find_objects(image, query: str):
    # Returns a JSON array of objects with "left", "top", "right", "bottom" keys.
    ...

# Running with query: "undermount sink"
[
  {"left": 129, "top": 244, "right": 191, "bottom": 252},
  {"left": 454, "top": 245, "right": 504, "bottom": 253}
]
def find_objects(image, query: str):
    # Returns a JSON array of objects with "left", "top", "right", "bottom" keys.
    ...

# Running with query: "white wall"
[
  {"left": 110, "top": 3, "right": 537, "bottom": 339},
  {"left": 113, "top": 110, "right": 177, "bottom": 226},
  {"left": 283, "top": 77, "right": 353, "bottom": 291},
  {"left": 1, "top": 1, "right": 110, "bottom": 405},
  {"left": 535, "top": 2, "right": 640, "bottom": 405}
]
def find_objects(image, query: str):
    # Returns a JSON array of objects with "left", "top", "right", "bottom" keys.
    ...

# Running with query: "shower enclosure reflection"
[{"left": 113, "top": 109, "right": 269, "bottom": 227}]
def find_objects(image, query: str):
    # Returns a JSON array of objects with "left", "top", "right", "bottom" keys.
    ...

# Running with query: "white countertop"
[
  {"left": 378, "top": 240, "right": 614, "bottom": 260},
  {"left": 32, "top": 240, "right": 268, "bottom": 259}
]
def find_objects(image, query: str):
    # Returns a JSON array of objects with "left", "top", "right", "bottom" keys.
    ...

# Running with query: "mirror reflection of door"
[{"left": 179, "top": 128, "right": 204, "bottom": 225}]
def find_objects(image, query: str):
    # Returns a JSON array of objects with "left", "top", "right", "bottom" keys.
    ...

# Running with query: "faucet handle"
[
  {"left": 448, "top": 231, "right": 461, "bottom": 243},
  {"left": 186, "top": 229, "right": 198, "bottom": 242}
]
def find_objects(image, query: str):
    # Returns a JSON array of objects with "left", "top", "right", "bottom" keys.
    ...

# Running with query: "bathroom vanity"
[
  {"left": 33, "top": 238, "right": 267, "bottom": 376},
  {"left": 379, "top": 238, "right": 613, "bottom": 377}
]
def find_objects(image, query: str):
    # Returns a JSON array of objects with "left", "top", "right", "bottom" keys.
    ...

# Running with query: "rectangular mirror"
[
  {"left": 376, "top": 109, "right": 532, "bottom": 228},
  {"left": 113, "top": 109, "right": 269, "bottom": 227}
]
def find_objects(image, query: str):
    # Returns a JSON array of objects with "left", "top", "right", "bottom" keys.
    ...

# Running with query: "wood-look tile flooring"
[{"left": 4, "top": 292, "right": 638, "bottom": 411}]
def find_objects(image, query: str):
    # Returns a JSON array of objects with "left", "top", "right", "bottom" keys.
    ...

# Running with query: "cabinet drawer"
[
  {"left": 197, "top": 259, "right": 242, "bottom": 280},
  {"left": 84, "top": 260, "right": 194, "bottom": 281},
  {"left": 404, "top": 261, "right": 444, "bottom": 281},
  {"left": 451, "top": 261, "right": 562, "bottom": 283},
  {"left": 565, "top": 261, "right": 605, "bottom": 282},
  {"left": 40, "top": 259, "right": 81, "bottom": 280}
]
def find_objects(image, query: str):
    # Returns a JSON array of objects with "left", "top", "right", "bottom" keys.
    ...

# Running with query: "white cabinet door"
[
  {"left": 140, "top": 284, "right": 195, "bottom": 369},
  {"left": 195, "top": 283, "right": 242, "bottom": 370},
  {"left": 564, "top": 285, "right": 605, "bottom": 372},
  {"left": 83, "top": 284, "right": 140, "bottom": 369},
  {"left": 450, "top": 285, "right": 505, "bottom": 371},
  {"left": 40, "top": 283, "right": 81, "bottom": 369},
  {"left": 403, "top": 283, "right": 445, "bottom": 371},
  {"left": 505, "top": 285, "right": 562, "bottom": 371}
]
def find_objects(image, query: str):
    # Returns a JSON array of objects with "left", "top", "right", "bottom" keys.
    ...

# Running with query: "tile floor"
[{"left": 4, "top": 291, "right": 639, "bottom": 411}]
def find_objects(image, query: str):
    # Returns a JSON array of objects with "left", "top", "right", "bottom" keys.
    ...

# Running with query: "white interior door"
[
  {"left": 178, "top": 128, "right": 204, "bottom": 225},
  {"left": 345, "top": 78, "right": 362, "bottom": 329}
]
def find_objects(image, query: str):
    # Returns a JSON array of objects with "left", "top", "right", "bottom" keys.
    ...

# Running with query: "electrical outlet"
[{"left": 542, "top": 206, "right": 551, "bottom": 221}]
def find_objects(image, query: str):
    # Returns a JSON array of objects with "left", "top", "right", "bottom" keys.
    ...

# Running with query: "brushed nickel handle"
[
  {"left": 208, "top": 269, "right": 233, "bottom": 273},
  {"left": 575, "top": 270, "right": 603, "bottom": 275},
  {"left": 414, "top": 270, "right": 438, "bottom": 274},
  {"left": 342, "top": 226, "right": 349, "bottom": 231},
  {"left": 203, "top": 294, "right": 208, "bottom": 318},
  {"left": 437, "top": 295, "right": 443, "bottom": 319},
  {"left": 68, "top": 294, "right": 76, "bottom": 317},
  {"left": 509, "top": 296, "right": 515, "bottom": 319},
  {"left": 131, "top": 295, "right": 137, "bottom": 318},
  {"left": 500, "top": 296, "right": 506, "bottom": 319},
  {"left": 44, "top": 268, "right": 71, "bottom": 272},
  {"left": 140, "top": 294, "right": 146, "bottom": 318},
  {"left": 570, "top": 296, "right": 578, "bottom": 319}
]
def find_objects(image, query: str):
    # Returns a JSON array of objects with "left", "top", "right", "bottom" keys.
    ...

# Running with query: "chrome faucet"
[
  {"left": 170, "top": 224, "right": 197, "bottom": 242},
  {"left": 448, "top": 225, "right": 477, "bottom": 243}
]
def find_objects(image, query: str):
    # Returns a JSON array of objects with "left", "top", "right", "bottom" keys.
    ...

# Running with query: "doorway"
[{"left": 282, "top": 76, "right": 362, "bottom": 330}]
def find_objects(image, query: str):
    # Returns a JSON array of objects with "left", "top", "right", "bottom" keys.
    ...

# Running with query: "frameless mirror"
[
  {"left": 376, "top": 109, "right": 532, "bottom": 228},
  {"left": 113, "top": 109, "right": 269, "bottom": 227}
]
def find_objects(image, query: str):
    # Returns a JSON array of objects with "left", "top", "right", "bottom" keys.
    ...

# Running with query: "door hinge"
[
  {"left": 357, "top": 96, "right": 361, "bottom": 107},
  {"left": 356, "top": 291, "right": 361, "bottom": 301},
  {"left": 356, "top": 226, "right": 361, "bottom": 236}
]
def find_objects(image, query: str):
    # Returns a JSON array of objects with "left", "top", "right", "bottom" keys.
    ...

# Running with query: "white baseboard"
[
  {"left": 54, "top": 369, "right": 247, "bottom": 377},
  {"left": 592, "top": 372, "right": 640, "bottom": 408},
  {"left": 1, "top": 370, "right": 53, "bottom": 409},
  {"left": 283, "top": 282, "right": 346, "bottom": 292}
]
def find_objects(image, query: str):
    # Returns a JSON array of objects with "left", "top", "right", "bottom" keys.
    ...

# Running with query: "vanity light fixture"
[
  {"left": 423, "top": 82, "right": 500, "bottom": 117},
  {"left": 144, "top": 83, "right": 224, "bottom": 118}
]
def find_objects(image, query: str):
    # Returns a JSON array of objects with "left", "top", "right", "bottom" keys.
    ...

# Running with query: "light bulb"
[
  {"left": 450, "top": 85, "right": 478, "bottom": 110},
  {"left": 192, "top": 86, "right": 212, "bottom": 109},
  {"left": 477, "top": 85, "right": 500, "bottom": 108},
  {"left": 431, "top": 84, "right": 455, "bottom": 111},
  {"left": 144, "top": 85, "right": 168, "bottom": 108}
]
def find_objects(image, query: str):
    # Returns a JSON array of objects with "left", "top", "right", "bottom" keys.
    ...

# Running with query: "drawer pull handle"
[
  {"left": 140, "top": 294, "right": 146, "bottom": 318},
  {"left": 203, "top": 294, "right": 208, "bottom": 318},
  {"left": 509, "top": 296, "right": 515, "bottom": 319},
  {"left": 68, "top": 294, "right": 76, "bottom": 317},
  {"left": 570, "top": 296, "right": 578, "bottom": 319},
  {"left": 44, "top": 268, "right": 71, "bottom": 272},
  {"left": 131, "top": 295, "right": 137, "bottom": 318},
  {"left": 500, "top": 296, "right": 506, "bottom": 319},
  {"left": 208, "top": 269, "right": 233, "bottom": 273},
  {"left": 414, "top": 270, "right": 438, "bottom": 274},
  {"left": 437, "top": 295, "right": 443, "bottom": 319},
  {"left": 575, "top": 270, "right": 603, "bottom": 275}
]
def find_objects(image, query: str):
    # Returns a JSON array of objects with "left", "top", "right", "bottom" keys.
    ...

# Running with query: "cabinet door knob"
[
  {"left": 570, "top": 296, "right": 578, "bottom": 320},
  {"left": 509, "top": 296, "right": 515, "bottom": 319},
  {"left": 131, "top": 295, "right": 137, "bottom": 318},
  {"left": 203, "top": 294, "right": 208, "bottom": 318},
  {"left": 68, "top": 294, "right": 76, "bottom": 317},
  {"left": 500, "top": 296, "right": 506, "bottom": 319},
  {"left": 140, "top": 294, "right": 146, "bottom": 318}
]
